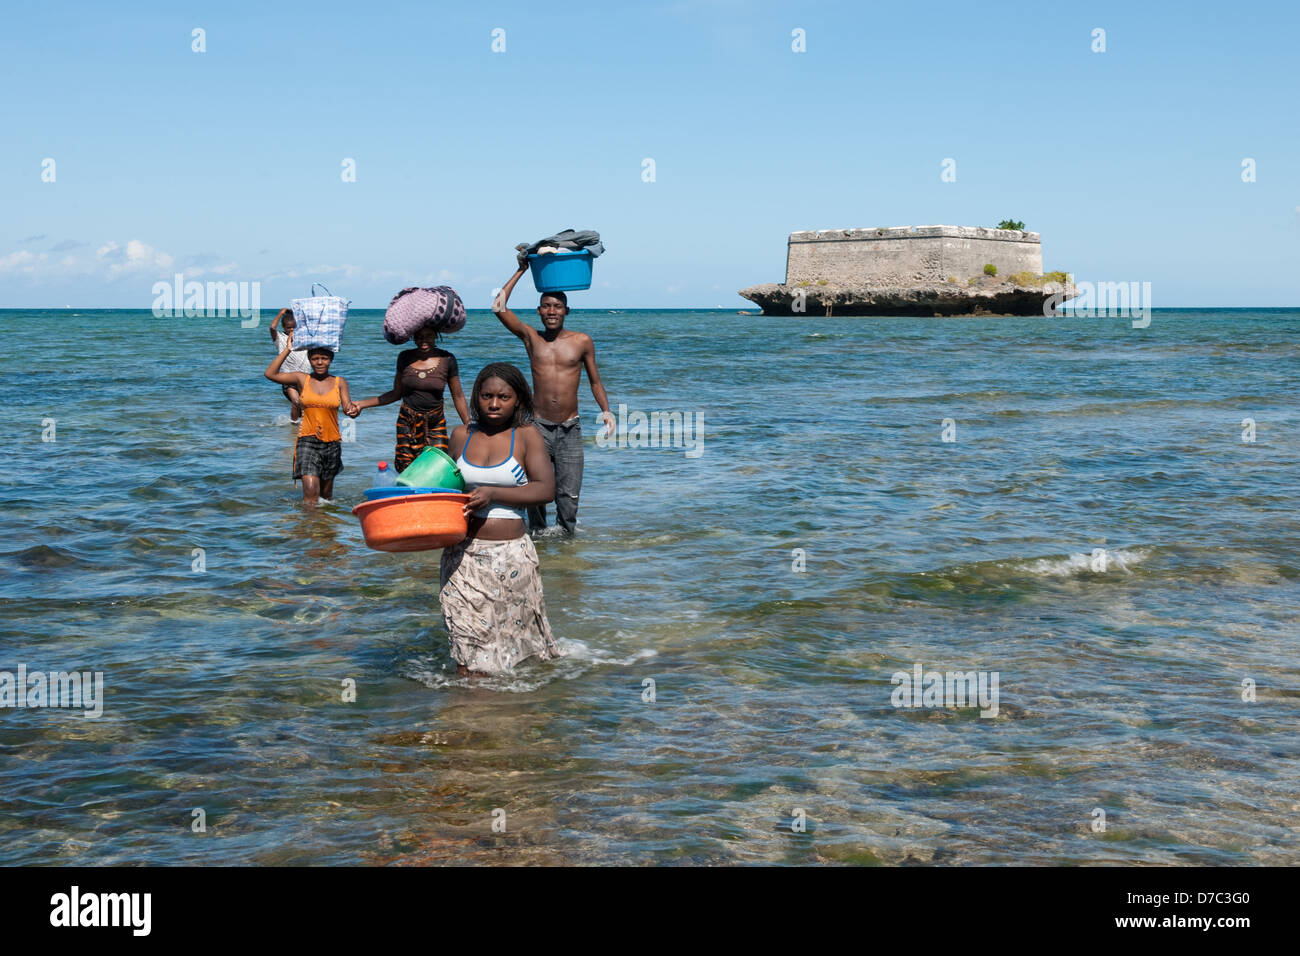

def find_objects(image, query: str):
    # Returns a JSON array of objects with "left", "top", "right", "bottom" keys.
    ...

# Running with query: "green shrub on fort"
[
  {"left": 996, "top": 219, "right": 1026, "bottom": 231},
  {"left": 1005, "top": 270, "right": 1073, "bottom": 288},
  {"left": 983, "top": 264, "right": 997, "bottom": 276}
]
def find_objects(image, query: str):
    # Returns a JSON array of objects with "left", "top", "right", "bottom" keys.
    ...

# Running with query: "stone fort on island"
[
  {"left": 740, "top": 225, "right": 1073, "bottom": 317},
  {"left": 787, "top": 226, "right": 1041, "bottom": 285}
]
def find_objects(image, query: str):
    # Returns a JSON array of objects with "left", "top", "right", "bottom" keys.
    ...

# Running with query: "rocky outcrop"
[{"left": 737, "top": 277, "right": 1078, "bottom": 317}]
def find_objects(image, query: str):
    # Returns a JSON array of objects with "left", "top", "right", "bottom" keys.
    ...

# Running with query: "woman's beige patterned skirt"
[{"left": 438, "top": 534, "right": 563, "bottom": 675}]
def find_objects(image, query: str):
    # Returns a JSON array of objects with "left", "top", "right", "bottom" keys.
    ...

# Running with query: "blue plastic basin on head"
[
  {"left": 363, "top": 486, "right": 460, "bottom": 501},
  {"left": 528, "top": 250, "right": 594, "bottom": 293}
]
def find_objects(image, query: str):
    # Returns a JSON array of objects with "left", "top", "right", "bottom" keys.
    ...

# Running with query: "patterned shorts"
[
  {"left": 438, "top": 534, "right": 563, "bottom": 675},
  {"left": 395, "top": 403, "right": 449, "bottom": 472},
  {"left": 293, "top": 436, "right": 343, "bottom": 481}
]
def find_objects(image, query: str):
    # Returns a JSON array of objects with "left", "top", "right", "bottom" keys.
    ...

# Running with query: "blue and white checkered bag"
[{"left": 290, "top": 283, "right": 350, "bottom": 352}]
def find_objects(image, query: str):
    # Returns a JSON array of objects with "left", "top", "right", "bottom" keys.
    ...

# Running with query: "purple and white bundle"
[{"left": 382, "top": 286, "right": 467, "bottom": 343}]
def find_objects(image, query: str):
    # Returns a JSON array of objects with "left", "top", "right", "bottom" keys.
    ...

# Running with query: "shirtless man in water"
[{"left": 494, "top": 262, "right": 615, "bottom": 535}]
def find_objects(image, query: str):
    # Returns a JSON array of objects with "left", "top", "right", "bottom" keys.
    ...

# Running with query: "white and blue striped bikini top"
[{"left": 456, "top": 426, "right": 528, "bottom": 521}]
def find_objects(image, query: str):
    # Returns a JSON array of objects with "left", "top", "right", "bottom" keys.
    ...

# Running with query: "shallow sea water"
[{"left": 0, "top": 307, "right": 1297, "bottom": 865}]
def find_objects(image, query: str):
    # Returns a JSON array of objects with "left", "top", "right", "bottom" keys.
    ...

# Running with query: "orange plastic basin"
[{"left": 352, "top": 492, "right": 470, "bottom": 552}]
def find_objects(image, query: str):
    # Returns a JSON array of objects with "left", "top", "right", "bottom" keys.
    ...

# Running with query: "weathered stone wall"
[{"left": 785, "top": 226, "right": 1043, "bottom": 285}]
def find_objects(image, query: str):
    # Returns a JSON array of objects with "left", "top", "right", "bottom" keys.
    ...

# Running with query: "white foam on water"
[
  {"left": 260, "top": 414, "right": 303, "bottom": 427},
  {"left": 1015, "top": 548, "right": 1149, "bottom": 577},
  {"left": 556, "top": 638, "right": 657, "bottom": 666},
  {"left": 401, "top": 663, "right": 551, "bottom": 693},
  {"left": 291, "top": 600, "right": 344, "bottom": 625},
  {"left": 401, "top": 641, "right": 657, "bottom": 694}
]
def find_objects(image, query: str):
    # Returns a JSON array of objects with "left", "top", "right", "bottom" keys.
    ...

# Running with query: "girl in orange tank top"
[
  {"left": 298, "top": 375, "right": 342, "bottom": 442},
  {"left": 265, "top": 332, "right": 356, "bottom": 504}
]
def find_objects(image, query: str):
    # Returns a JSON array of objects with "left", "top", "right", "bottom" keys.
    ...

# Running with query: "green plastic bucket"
[{"left": 395, "top": 447, "right": 465, "bottom": 491}]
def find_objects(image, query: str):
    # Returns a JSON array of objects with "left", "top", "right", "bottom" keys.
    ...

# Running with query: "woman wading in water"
[
  {"left": 440, "top": 363, "right": 564, "bottom": 676},
  {"left": 351, "top": 324, "right": 470, "bottom": 471},
  {"left": 264, "top": 331, "right": 355, "bottom": 504}
]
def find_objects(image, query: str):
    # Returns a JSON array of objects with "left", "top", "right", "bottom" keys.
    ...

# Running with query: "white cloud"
[
  {"left": 3, "top": 237, "right": 179, "bottom": 283},
  {"left": 0, "top": 250, "right": 41, "bottom": 274},
  {"left": 98, "top": 239, "right": 173, "bottom": 276},
  {"left": 128, "top": 239, "right": 167, "bottom": 264}
]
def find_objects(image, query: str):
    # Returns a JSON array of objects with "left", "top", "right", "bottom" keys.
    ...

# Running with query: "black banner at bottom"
[{"left": 0, "top": 865, "right": 1277, "bottom": 942}]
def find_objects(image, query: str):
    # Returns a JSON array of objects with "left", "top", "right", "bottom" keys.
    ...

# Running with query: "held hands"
[
  {"left": 600, "top": 409, "right": 616, "bottom": 437},
  {"left": 344, "top": 401, "right": 361, "bottom": 418},
  {"left": 463, "top": 486, "right": 494, "bottom": 517}
]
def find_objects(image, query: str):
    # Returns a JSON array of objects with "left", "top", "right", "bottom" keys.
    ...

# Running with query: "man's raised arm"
[{"left": 493, "top": 264, "right": 534, "bottom": 341}]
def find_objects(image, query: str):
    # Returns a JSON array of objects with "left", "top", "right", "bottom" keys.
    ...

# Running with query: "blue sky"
[{"left": 1, "top": 0, "right": 1296, "bottom": 308}]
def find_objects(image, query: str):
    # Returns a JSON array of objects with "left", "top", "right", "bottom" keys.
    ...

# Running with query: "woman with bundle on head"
[
  {"left": 264, "top": 331, "right": 356, "bottom": 504},
  {"left": 439, "top": 362, "right": 564, "bottom": 676},
  {"left": 352, "top": 287, "right": 471, "bottom": 471}
]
